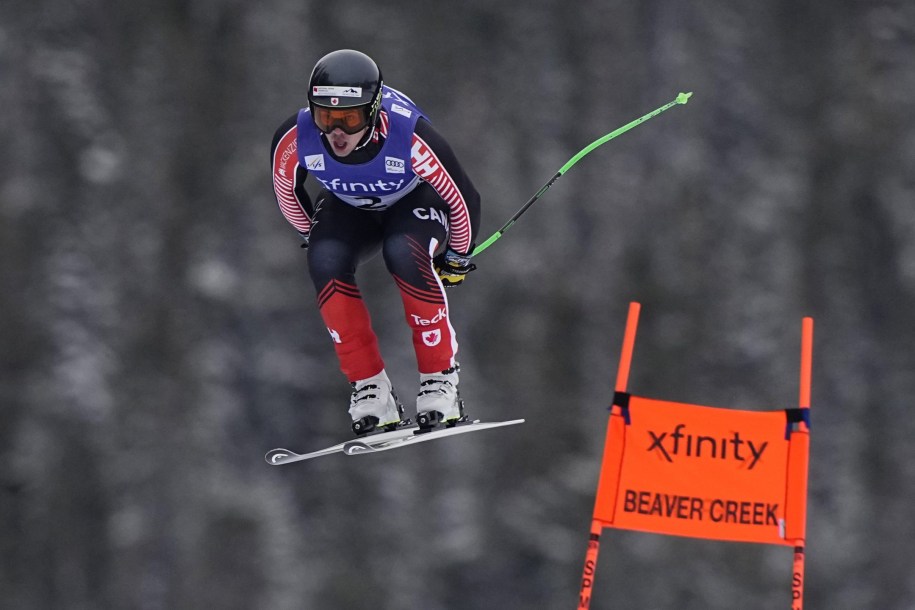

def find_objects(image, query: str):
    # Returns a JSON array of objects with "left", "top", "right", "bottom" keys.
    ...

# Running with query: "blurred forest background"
[{"left": 2, "top": 0, "right": 915, "bottom": 608}]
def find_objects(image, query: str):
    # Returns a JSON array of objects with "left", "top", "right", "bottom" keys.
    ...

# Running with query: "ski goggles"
[{"left": 312, "top": 105, "right": 371, "bottom": 135}]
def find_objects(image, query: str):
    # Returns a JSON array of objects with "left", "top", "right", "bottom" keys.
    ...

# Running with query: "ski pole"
[{"left": 471, "top": 92, "right": 692, "bottom": 257}]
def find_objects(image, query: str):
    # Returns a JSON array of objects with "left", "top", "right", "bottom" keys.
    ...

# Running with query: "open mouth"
[{"left": 329, "top": 134, "right": 349, "bottom": 153}]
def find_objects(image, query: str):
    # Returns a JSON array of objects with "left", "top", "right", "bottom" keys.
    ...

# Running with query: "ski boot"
[
  {"left": 415, "top": 366, "right": 466, "bottom": 433},
  {"left": 349, "top": 370, "right": 406, "bottom": 436}
]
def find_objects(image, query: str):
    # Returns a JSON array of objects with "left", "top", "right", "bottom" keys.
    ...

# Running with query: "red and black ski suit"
[{"left": 270, "top": 96, "right": 481, "bottom": 383}]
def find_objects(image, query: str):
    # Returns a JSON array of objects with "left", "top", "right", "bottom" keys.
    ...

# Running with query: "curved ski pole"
[{"left": 472, "top": 92, "right": 692, "bottom": 257}]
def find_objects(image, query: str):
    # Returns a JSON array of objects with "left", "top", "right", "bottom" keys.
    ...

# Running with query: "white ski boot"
[
  {"left": 349, "top": 370, "right": 404, "bottom": 436},
  {"left": 416, "top": 366, "right": 465, "bottom": 431}
]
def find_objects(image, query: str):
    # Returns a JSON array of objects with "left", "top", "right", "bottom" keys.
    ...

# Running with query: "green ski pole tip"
[{"left": 676, "top": 91, "right": 693, "bottom": 104}]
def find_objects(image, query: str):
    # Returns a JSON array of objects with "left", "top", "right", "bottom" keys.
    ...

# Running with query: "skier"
[{"left": 270, "top": 49, "right": 481, "bottom": 436}]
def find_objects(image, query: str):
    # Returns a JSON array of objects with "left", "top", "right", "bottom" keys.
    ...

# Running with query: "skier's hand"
[
  {"left": 434, "top": 249, "right": 476, "bottom": 287},
  {"left": 299, "top": 233, "right": 310, "bottom": 249}
]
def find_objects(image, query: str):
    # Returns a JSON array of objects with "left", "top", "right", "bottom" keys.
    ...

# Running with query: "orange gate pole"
[
  {"left": 578, "top": 302, "right": 641, "bottom": 609},
  {"left": 789, "top": 317, "right": 813, "bottom": 609}
]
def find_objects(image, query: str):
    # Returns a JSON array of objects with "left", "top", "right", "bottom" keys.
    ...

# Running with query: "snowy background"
[{"left": 2, "top": 0, "right": 915, "bottom": 608}]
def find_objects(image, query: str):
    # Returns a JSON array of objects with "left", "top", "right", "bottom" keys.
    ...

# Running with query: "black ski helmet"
[{"left": 307, "top": 50, "right": 383, "bottom": 135}]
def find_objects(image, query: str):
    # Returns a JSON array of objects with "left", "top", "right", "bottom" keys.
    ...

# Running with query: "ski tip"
[
  {"left": 676, "top": 91, "right": 693, "bottom": 105},
  {"left": 265, "top": 448, "right": 293, "bottom": 465}
]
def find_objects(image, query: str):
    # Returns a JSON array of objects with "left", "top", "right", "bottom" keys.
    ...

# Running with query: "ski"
[{"left": 265, "top": 418, "right": 524, "bottom": 465}]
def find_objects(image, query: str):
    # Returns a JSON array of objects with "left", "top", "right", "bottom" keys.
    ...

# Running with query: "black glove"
[{"left": 434, "top": 249, "right": 476, "bottom": 287}]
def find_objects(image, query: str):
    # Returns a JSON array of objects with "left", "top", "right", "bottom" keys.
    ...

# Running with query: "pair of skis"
[{"left": 265, "top": 418, "right": 525, "bottom": 466}]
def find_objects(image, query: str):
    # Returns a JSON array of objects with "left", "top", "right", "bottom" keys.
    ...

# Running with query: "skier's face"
[{"left": 325, "top": 126, "right": 367, "bottom": 157}]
